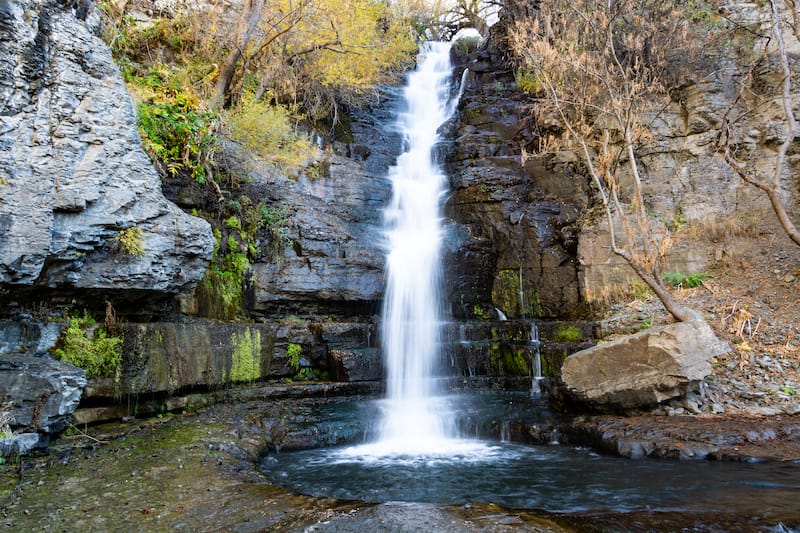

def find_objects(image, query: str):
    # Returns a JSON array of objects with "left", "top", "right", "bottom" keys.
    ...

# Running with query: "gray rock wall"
[
  {"left": 248, "top": 152, "right": 389, "bottom": 316},
  {"left": 203, "top": 98, "right": 400, "bottom": 318},
  {"left": 0, "top": 0, "right": 214, "bottom": 310},
  {"left": 0, "top": 318, "right": 377, "bottom": 396},
  {"left": 575, "top": 77, "right": 790, "bottom": 301}
]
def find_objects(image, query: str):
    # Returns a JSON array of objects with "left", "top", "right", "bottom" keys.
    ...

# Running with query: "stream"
[{"left": 261, "top": 396, "right": 800, "bottom": 518}]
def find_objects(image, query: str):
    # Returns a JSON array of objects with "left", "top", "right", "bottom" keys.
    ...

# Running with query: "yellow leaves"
[
  {"left": 166, "top": 161, "right": 184, "bottom": 176},
  {"left": 114, "top": 227, "right": 145, "bottom": 257},
  {"left": 224, "top": 97, "right": 319, "bottom": 173},
  {"left": 302, "top": 0, "right": 415, "bottom": 91},
  {"left": 737, "top": 340, "right": 753, "bottom": 352}
]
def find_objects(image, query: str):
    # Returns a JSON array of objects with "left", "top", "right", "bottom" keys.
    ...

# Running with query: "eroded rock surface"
[
  {"left": 0, "top": 354, "right": 86, "bottom": 454},
  {"left": 560, "top": 413, "right": 800, "bottom": 461},
  {"left": 0, "top": 0, "right": 214, "bottom": 312}
]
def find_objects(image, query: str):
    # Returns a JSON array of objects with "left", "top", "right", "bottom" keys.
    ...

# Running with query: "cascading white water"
[
  {"left": 335, "top": 41, "right": 492, "bottom": 460},
  {"left": 377, "top": 41, "right": 457, "bottom": 453}
]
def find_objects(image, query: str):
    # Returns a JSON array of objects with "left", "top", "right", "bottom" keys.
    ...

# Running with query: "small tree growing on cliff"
[
  {"left": 509, "top": 0, "right": 721, "bottom": 322},
  {"left": 716, "top": 0, "right": 800, "bottom": 247},
  {"left": 207, "top": 0, "right": 416, "bottom": 119}
]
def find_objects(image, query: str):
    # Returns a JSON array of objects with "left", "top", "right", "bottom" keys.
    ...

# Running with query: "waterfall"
[{"left": 377, "top": 42, "right": 458, "bottom": 453}]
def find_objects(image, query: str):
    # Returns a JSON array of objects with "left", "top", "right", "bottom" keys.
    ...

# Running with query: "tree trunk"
[
  {"left": 212, "top": 0, "right": 266, "bottom": 109},
  {"left": 632, "top": 266, "right": 699, "bottom": 323},
  {"left": 765, "top": 186, "right": 800, "bottom": 247}
]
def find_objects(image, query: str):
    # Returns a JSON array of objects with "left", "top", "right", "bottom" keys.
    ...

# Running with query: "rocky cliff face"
[
  {"left": 167, "top": 100, "right": 399, "bottom": 319},
  {"left": 443, "top": 30, "right": 589, "bottom": 320},
  {"left": 0, "top": 0, "right": 214, "bottom": 315},
  {"left": 246, "top": 134, "right": 394, "bottom": 317},
  {"left": 443, "top": 8, "right": 799, "bottom": 317}
]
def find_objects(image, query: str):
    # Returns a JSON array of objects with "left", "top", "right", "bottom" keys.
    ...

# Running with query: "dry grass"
[
  {"left": 682, "top": 210, "right": 764, "bottom": 242},
  {"left": 721, "top": 301, "right": 762, "bottom": 340},
  {"left": 585, "top": 275, "right": 656, "bottom": 309}
]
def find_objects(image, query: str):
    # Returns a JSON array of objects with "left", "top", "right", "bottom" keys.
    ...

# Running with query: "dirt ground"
[
  {"left": 605, "top": 222, "right": 800, "bottom": 417},
  {"left": 572, "top": 220, "right": 800, "bottom": 462}
]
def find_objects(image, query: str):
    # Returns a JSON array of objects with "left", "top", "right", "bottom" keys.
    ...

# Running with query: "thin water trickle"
[{"left": 529, "top": 321, "right": 544, "bottom": 398}]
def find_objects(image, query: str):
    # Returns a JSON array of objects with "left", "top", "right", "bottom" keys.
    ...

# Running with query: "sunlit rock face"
[{"left": 0, "top": 0, "right": 214, "bottom": 313}]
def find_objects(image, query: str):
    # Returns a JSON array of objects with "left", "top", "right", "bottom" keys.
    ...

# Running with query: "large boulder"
[
  {"left": 0, "top": 354, "right": 86, "bottom": 455},
  {"left": 0, "top": 0, "right": 214, "bottom": 310},
  {"left": 560, "top": 320, "right": 729, "bottom": 410}
]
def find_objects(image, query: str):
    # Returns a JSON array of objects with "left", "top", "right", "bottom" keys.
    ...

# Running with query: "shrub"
[
  {"left": 286, "top": 343, "right": 303, "bottom": 372},
  {"left": 224, "top": 216, "right": 241, "bottom": 230},
  {"left": 136, "top": 98, "right": 217, "bottom": 184},
  {"left": 224, "top": 98, "right": 318, "bottom": 174},
  {"left": 196, "top": 250, "right": 250, "bottom": 320},
  {"left": 452, "top": 35, "right": 481, "bottom": 57},
  {"left": 662, "top": 272, "right": 711, "bottom": 289},
  {"left": 472, "top": 305, "right": 490, "bottom": 319},
  {"left": 514, "top": 69, "right": 541, "bottom": 94},
  {"left": 257, "top": 203, "right": 291, "bottom": 245},
  {"left": 114, "top": 227, "right": 145, "bottom": 257},
  {"left": 52, "top": 315, "right": 123, "bottom": 380}
]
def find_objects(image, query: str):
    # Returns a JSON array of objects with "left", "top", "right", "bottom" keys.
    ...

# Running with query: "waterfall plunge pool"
[
  {"left": 255, "top": 42, "right": 795, "bottom": 529},
  {"left": 258, "top": 390, "right": 800, "bottom": 523}
]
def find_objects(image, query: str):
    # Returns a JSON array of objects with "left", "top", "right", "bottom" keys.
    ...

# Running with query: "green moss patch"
[{"left": 552, "top": 324, "right": 582, "bottom": 343}]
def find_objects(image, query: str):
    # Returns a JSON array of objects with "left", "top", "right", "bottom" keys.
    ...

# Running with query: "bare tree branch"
[
  {"left": 509, "top": 0, "right": 702, "bottom": 322},
  {"left": 717, "top": 0, "right": 800, "bottom": 247}
]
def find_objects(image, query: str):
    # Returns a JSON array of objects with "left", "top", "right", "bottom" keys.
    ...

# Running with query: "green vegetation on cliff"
[
  {"left": 52, "top": 315, "right": 123, "bottom": 381},
  {"left": 551, "top": 324, "right": 582, "bottom": 343}
]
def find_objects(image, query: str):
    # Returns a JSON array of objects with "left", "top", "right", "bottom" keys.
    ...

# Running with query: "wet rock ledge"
[{"left": 558, "top": 413, "right": 800, "bottom": 462}]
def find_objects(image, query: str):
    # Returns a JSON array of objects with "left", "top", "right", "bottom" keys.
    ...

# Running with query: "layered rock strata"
[{"left": 0, "top": 0, "right": 214, "bottom": 315}]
